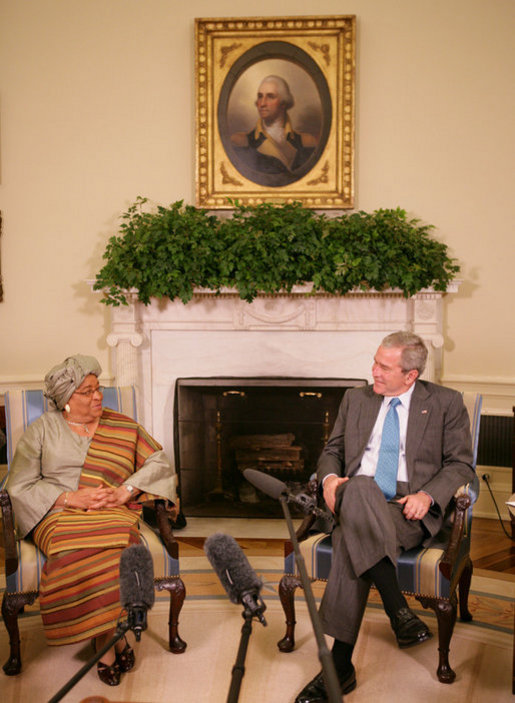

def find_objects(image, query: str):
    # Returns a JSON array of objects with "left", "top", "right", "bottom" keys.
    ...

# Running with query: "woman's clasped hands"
[{"left": 63, "top": 484, "right": 134, "bottom": 511}]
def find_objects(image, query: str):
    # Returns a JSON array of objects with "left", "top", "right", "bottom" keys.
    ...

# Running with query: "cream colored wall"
[{"left": 0, "top": 0, "right": 514, "bottom": 413}]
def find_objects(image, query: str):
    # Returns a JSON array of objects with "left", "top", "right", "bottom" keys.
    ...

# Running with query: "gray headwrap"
[{"left": 44, "top": 354, "right": 102, "bottom": 410}]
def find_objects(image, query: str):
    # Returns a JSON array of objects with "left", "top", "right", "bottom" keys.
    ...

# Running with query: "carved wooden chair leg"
[
  {"left": 458, "top": 557, "right": 473, "bottom": 622},
  {"left": 277, "top": 574, "right": 303, "bottom": 652},
  {"left": 156, "top": 577, "right": 187, "bottom": 653},
  {"left": 417, "top": 594, "right": 457, "bottom": 684},
  {"left": 2, "top": 591, "right": 39, "bottom": 676}
]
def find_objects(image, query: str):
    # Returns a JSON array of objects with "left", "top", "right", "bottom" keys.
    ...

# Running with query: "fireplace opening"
[{"left": 174, "top": 377, "right": 366, "bottom": 518}]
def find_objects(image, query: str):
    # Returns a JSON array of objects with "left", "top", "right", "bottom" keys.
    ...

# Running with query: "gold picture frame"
[{"left": 195, "top": 15, "right": 355, "bottom": 209}]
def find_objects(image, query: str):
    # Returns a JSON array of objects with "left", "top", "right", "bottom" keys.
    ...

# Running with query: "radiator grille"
[{"left": 476, "top": 414, "right": 512, "bottom": 467}]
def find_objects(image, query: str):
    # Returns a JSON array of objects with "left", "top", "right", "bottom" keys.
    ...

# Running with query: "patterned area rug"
[
  {"left": 1, "top": 540, "right": 513, "bottom": 703},
  {"left": 0, "top": 598, "right": 512, "bottom": 703}
]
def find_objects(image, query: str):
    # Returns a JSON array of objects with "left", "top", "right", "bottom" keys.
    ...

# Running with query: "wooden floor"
[{"left": 470, "top": 517, "right": 515, "bottom": 576}]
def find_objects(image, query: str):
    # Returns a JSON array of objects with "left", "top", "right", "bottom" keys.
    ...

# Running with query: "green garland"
[{"left": 94, "top": 198, "right": 460, "bottom": 306}]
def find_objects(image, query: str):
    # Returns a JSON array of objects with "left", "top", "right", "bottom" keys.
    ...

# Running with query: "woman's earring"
[{"left": 64, "top": 403, "right": 71, "bottom": 414}]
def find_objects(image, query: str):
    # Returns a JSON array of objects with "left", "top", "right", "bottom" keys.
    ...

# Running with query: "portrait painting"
[
  {"left": 195, "top": 16, "right": 355, "bottom": 209},
  {"left": 219, "top": 42, "right": 331, "bottom": 188}
]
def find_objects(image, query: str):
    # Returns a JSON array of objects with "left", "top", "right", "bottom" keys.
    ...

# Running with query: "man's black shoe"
[
  {"left": 295, "top": 666, "right": 356, "bottom": 702},
  {"left": 391, "top": 606, "right": 432, "bottom": 648}
]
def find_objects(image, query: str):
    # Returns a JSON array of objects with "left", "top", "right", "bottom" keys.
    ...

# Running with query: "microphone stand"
[
  {"left": 227, "top": 593, "right": 266, "bottom": 703},
  {"left": 279, "top": 494, "right": 343, "bottom": 703},
  {"left": 227, "top": 607, "right": 254, "bottom": 703}
]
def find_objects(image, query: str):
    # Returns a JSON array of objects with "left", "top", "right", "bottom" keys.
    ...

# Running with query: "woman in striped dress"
[{"left": 6, "top": 355, "right": 178, "bottom": 686}]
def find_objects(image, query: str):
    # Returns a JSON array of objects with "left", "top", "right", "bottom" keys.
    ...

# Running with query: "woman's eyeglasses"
[{"left": 74, "top": 386, "right": 105, "bottom": 398}]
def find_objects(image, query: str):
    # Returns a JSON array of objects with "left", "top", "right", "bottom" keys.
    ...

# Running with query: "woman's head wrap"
[{"left": 44, "top": 354, "right": 102, "bottom": 410}]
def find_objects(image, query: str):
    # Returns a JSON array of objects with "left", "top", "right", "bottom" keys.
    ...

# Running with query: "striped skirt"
[{"left": 33, "top": 507, "right": 140, "bottom": 645}]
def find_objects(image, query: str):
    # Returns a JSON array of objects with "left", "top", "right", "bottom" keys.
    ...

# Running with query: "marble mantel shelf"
[
  {"left": 187, "top": 282, "right": 461, "bottom": 298},
  {"left": 100, "top": 283, "right": 460, "bottom": 338},
  {"left": 91, "top": 281, "right": 460, "bottom": 301},
  {"left": 91, "top": 281, "right": 460, "bottom": 452}
]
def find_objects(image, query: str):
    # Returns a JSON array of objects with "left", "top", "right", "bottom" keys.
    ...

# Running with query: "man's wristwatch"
[{"left": 124, "top": 485, "right": 136, "bottom": 495}]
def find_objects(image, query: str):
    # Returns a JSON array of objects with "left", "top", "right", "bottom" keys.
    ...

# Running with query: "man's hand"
[
  {"left": 323, "top": 475, "right": 349, "bottom": 514},
  {"left": 397, "top": 492, "right": 432, "bottom": 520}
]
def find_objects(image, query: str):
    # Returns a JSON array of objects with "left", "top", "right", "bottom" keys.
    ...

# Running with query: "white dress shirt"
[{"left": 357, "top": 384, "right": 416, "bottom": 482}]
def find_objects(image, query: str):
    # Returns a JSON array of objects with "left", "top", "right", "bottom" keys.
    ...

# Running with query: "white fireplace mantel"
[{"left": 102, "top": 284, "right": 459, "bottom": 457}]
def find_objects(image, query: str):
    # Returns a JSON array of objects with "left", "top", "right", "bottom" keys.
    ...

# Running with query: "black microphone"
[
  {"left": 243, "top": 469, "right": 332, "bottom": 521},
  {"left": 244, "top": 469, "right": 287, "bottom": 500},
  {"left": 119, "top": 544, "right": 155, "bottom": 640},
  {"left": 204, "top": 533, "right": 267, "bottom": 625}
]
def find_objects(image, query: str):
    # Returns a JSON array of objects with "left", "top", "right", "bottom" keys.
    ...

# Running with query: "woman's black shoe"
[
  {"left": 115, "top": 636, "right": 136, "bottom": 672},
  {"left": 97, "top": 660, "right": 121, "bottom": 686}
]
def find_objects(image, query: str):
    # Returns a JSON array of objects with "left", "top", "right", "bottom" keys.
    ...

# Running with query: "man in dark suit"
[{"left": 296, "top": 331, "right": 475, "bottom": 702}]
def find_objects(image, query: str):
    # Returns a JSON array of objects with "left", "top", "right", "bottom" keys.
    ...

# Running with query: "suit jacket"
[
  {"left": 230, "top": 118, "right": 316, "bottom": 187},
  {"left": 317, "top": 381, "right": 475, "bottom": 538}
]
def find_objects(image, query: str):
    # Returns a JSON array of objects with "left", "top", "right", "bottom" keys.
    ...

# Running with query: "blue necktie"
[{"left": 374, "top": 397, "right": 401, "bottom": 500}]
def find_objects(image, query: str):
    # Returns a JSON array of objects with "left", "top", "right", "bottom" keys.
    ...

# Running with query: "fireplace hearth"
[{"left": 174, "top": 377, "right": 366, "bottom": 518}]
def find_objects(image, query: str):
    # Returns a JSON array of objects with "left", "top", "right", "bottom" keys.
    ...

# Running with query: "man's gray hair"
[
  {"left": 258, "top": 75, "right": 295, "bottom": 110},
  {"left": 381, "top": 331, "right": 428, "bottom": 375}
]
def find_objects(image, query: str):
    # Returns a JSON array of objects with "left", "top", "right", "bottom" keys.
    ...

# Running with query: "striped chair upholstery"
[
  {"left": 1, "top": 387, "right": 186, "bottom": 676},
  {"left": 278, "top": 393, "right": 482, "bottom": 685}
]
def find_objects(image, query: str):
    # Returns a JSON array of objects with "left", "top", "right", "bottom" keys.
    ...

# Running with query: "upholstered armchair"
[
  {"left": 277, "top": 393, "right": 482, "bottom": 684},
  {"left": 0, "top": 387, "right": 186, "bottom": 676}
]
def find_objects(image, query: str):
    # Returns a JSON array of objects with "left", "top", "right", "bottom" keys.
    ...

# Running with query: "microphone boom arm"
[{"left": 278, "top": 495, "right": 343, "bottom": 703}]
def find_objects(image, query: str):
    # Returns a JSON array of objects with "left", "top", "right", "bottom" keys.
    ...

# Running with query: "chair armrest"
[
  {"left": 153, "top": 499, "right": 179, "bottom": 561},
  {"left": 438, "top": 492, "right": 471, "bottom": 580},
  {"left": 295, "top": 476, "right": 325, "bottom": 542},
  {"left": 296, "top": 513, "right": 318, "bottom": 542},
  {"left": 0, "top": 489, "right": 19, "bottom": 577}
]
